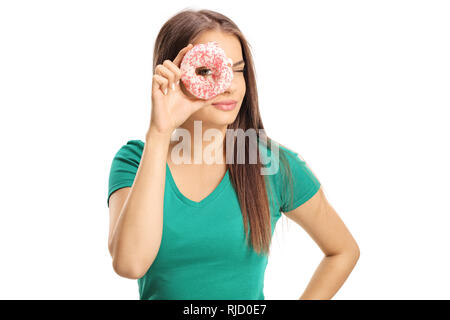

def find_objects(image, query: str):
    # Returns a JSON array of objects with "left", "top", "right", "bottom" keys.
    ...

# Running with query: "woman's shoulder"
[
  {"left": 118, "top": 139, "right": 145, "bottom": 151},
  {"left": 258, "top": 138, "right": 321, "bottom": 212},
  {"left": 124, "top": 138, "right": 145, "bottom": 148},
  {"left": 112, "top": 139, "right": 146, "bottom": 161},
  {"left": 258, "top": 138, "right": 300, "bottom": 162},
  {"left": 258, "top": 138, "right": 315, "bottom": 186}
]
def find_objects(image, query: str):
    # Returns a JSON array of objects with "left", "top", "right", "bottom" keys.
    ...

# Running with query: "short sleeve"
[
  {"left": 278, "top": 146, "right": 321, "bottom": 213},
  {"left": 107, "top": 139, "right": 144, "bottom": 208}
]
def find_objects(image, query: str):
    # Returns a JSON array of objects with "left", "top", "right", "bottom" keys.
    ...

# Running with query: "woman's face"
[{"left": 181, "top": 30, "right": 246, "bottom": 127}]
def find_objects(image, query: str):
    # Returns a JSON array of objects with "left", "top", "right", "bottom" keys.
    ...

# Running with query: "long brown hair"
[{"left": 153, "top": 9, "right": 294, "bottom": 256}]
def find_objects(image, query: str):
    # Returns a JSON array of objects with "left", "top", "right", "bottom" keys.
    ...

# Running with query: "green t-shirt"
[{"left": 107, "top": 139, "right": 321, "bottom": 300}]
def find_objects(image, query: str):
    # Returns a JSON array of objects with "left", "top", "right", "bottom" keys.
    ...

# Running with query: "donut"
[{"left": 180, "top": 41, "right": 234, "bottom": 100}]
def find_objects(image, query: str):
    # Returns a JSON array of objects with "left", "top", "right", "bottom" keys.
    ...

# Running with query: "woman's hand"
[{"left": 148, "top": 43, "right": 206, "bottom": 137}]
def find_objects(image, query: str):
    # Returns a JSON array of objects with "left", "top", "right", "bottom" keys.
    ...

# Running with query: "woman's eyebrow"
[{"left": 232, "top": 60, "right": 245, "bottom": 67}]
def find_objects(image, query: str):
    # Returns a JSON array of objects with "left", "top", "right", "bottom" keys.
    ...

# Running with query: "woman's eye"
[
  {"left": 196, "top": 68, "right": 244, "bottom": 76},
  {"left": 196, "top": 68, "right": 212, "bottom": 76}
]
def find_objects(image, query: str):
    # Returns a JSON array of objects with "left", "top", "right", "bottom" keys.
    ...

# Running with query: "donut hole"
[{"left": 195, "top": 67, "right": 213, "bottom": 77}]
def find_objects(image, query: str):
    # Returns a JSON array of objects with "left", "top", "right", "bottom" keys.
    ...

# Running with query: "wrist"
[{"left": 146, "top": 125, "right": 173, "bottom": 142}]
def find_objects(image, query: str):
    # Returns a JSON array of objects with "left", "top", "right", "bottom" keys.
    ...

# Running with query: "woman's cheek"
[{"left": 237, "top": 76, "right": 246, "bottom": 93}]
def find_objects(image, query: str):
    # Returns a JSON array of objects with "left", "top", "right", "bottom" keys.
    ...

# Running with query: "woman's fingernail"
[
  {"left": 164, "top": 88, "right": 167, "bottom": 95},
  {"left": 171, "top": 83, "right": 175, "bottom": 91},
  {"left": 177, "top": 80, "right": 180, "bottom": 86}
]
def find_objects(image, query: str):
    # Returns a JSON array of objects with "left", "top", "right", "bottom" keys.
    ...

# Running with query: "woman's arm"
[
  {"left": 108, "top": 127, "right": 171, "bottom": 279},
  {"left": 283, "top": 185, "right": 360, "bottom": 300}
]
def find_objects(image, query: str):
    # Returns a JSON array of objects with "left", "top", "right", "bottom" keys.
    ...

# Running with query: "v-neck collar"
[{"left": 165, "top": 162, "right": 231, "bottom": 208}]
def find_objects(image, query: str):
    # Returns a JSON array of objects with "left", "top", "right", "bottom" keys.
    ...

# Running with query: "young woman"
[{"left": 107, "top": 9, "right": 359, "bottom": 300}]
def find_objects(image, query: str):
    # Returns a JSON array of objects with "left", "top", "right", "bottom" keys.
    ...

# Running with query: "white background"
[{"left": 1, "top": 0, "right": 449, "bottom": 299}]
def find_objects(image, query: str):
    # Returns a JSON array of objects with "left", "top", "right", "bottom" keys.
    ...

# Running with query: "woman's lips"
[{"left": 212, "top": 100, "right": 237, "bottom": 111}]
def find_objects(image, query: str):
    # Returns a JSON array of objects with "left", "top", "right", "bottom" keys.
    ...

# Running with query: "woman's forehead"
[{"left": 192, "top": 31, "right": 243, "bottom": 64}]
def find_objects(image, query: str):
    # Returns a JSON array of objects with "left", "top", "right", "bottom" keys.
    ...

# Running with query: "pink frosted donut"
[{"left": 180, "top": 41, "right": 234, "bottom": 100}]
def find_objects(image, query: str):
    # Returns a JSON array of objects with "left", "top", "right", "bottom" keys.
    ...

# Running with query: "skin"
[{"left": 108, "top": 29, "right": 359, "bottom": 299}]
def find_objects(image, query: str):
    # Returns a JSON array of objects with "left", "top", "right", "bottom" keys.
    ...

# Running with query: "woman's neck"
[{"left": 168, "top": 121, "right": 228, "bottom": 166}]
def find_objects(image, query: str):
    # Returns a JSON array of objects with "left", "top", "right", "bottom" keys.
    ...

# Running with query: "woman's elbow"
[
  {"left": 330, "top": 242, "right": 360, "bottom": 265},
  {"left": 348, "top": 242, "right": 360, "bottom": 265},
  {"left": 112, "top": 258, "right": 146, "bottom": 279}
]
